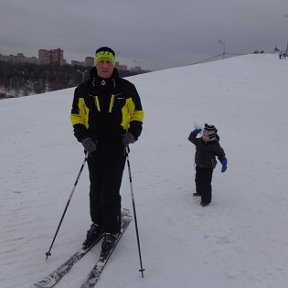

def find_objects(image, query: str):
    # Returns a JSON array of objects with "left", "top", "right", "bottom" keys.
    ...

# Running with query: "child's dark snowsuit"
[{"left": 188, "top": 126, "right": 227, "bottom": 205}]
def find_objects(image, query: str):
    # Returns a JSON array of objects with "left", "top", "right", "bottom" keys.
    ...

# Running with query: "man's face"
[{"left": 96, "top": 60, "right": 114, "bottom": 78}]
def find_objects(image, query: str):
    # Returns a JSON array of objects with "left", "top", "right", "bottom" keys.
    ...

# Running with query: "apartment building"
[{"left": 38, "top": 48, "right": 64, "bottom": 65}]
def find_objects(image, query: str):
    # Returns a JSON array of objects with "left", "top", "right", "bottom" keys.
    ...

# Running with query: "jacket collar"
[{"left": 89, "top": 67, "right": 119, "bottom": 89}]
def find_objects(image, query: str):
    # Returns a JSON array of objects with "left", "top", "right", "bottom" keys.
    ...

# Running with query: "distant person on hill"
[
  {"left": 188, "top": 123, "right": 227, "bottom": 206},
  {"left": 70, "top": 46, "right": 144, "bottom": 255},
  {"left": 278, "top": 50, "right": 286, "bottom": 59}
]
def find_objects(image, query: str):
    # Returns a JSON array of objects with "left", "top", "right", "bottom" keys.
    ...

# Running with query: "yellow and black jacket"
[{"left": 70, "top": 68, "right": 144, "bottom": 148}]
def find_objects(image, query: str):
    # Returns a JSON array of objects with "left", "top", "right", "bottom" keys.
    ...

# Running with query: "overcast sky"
[{"left": 1, "top": 0, "right": 288, "bottom": 70}]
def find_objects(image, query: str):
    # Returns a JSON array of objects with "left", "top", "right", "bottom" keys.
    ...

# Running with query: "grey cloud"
[{"left": 1, "top": 0, "right": 287, "bottom": 70}]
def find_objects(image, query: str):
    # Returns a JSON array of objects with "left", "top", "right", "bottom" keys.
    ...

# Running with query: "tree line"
[{"left": 0, "top": 61, "right": 148, "bottom": 97}]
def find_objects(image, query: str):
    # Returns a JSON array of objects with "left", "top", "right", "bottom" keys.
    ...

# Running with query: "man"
[{"left": 70, "top": 47, "right": 144, "bottom": 254}]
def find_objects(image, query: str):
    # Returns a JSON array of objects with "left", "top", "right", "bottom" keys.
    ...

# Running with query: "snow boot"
[
  {"left": 82, "top": 223, "right": 103, "bottom": 249},
  {"left": 200, "top": 201, "right": 210, "bottom": 207},
  {"left": 100, "top": 233, "right": 119, "bottom": 259}
]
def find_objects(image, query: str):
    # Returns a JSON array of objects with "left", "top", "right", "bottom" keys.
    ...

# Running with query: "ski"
[
  {"left": 33, "top": 209, "right": 130, "bottom": 288},
  {"left": 33, "top": 234, "right": 104, "bottom": 288},
  {"left": 80, "top": 209, "right": 132, "bottom": 288}
]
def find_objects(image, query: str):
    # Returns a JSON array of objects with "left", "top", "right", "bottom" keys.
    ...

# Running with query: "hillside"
[{"left": 1, "top": 54, "right": 288, "bottom": 288}]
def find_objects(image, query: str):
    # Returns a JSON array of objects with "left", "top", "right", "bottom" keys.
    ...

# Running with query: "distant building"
[
  {"left": 0, "top": 53, "right": 39, "bottom": 64},
  {"left": 85, "top": 57, "right": 94, "bottom": 67},
  {"left": 38, "top": 48, "right": 64, "bottom": 65},
  {"left": 1, "top": 50, "right": 134, "bottom": 71},
  {"left": 71, "top": 60, "right": 83, "bottom": 66},
  {"left": 115, "top": 62, "right": 128, "bottom": 71},
  {"left": 131, "top": 66, "right": 142, "bottom": 73},
  {"left": 38, "top": 49, "right": 50, "bottom": 64},
  {"left": 51, "top": 48, "right": 64, "bottom": 65}
]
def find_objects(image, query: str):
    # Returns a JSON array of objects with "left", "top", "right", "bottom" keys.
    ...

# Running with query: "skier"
[
  {"left": 70, "top": 47, "right": 144, "bottom": 254},
  {"left": 188, "top": 124, "right": 227, "bottom": 206}
]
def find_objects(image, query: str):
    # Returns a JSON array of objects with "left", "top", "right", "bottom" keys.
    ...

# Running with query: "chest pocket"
[
  {"left": 111, "top": 93, "right": 126, "bottom": 112},
  {"left": 89, "top": 93, "right": 126, "bottom": 113}
]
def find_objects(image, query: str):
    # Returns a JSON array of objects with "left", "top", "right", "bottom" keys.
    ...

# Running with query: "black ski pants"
[
  {"left": 195, "top": 166, "right": 213, "bottom": 204},
  {"left": 87, "top": 149, "right": 126, "bottom": 234}
]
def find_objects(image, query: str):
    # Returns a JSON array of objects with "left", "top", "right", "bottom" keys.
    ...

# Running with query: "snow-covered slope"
[{"left": 1, "top": 54, "right": 288, "bottom": 288}]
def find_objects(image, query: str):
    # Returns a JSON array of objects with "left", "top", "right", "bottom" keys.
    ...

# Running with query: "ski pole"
[
  {"left": 45, "top": 154, "right": 88, "bottom": 260},
  {"left": 125, "top": 146, "right": 145, "bottom": 277}
]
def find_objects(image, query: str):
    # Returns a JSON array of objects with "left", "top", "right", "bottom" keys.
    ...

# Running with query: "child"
[{"left": 188, "top": 124, "right": 227, "bottom": 207}]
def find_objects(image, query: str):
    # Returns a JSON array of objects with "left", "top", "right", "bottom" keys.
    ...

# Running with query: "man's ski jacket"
[{"left": 70, "top": 68, "right": 144, "bottom": 148}]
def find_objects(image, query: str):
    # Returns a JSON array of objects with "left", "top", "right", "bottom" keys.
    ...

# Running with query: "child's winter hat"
[
  {"left": 203, "top": 123, "right": 218, "bottom": 141},
  {"left": 94, "top": 47, "right": 116, "bottom": 65}
]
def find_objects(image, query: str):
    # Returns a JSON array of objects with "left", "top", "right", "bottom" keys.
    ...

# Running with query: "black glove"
[
  {"left": 122, "top": 132, "right": 136, "bottom": 146},
  {"left": 81, "top": 137, "right": 97, "bottom": 154}
]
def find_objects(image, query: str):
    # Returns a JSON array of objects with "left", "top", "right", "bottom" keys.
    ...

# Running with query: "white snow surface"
[{"left": 1, "top": 54, "right": 288, "bottom": 288}]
